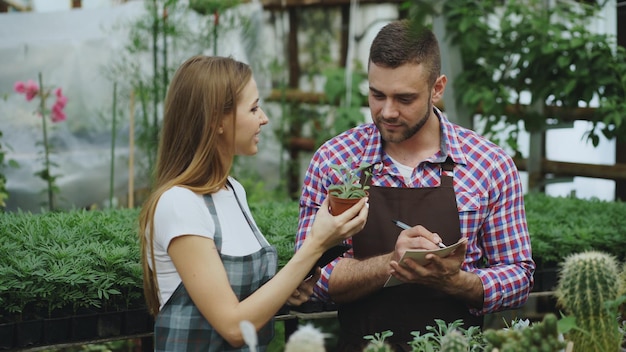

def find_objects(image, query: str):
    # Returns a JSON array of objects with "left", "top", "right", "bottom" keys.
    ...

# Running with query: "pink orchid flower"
[
  {"left": 54, "top": 93, "right": 68, "bottom": 109},
  {"left": 51, "top": 89, "right": 68, "bottom": 123},
  {"left": 14, "top": 80, "right": 40, "bottom": 101},
  {"left": 15, "top": 79, "right": 69, "bottom": 122},
  {"left": 13, "top": 81, "right": 25, "bottom": 93},
  {"left": 51, "top": 105, "right": 67, "bottom": 123}
]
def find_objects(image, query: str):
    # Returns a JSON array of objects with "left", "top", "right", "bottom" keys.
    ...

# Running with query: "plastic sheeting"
[
  {"left": 0, "top": 1, "right": 619, "bottom": 213},
  {"left": 0, "top": 0, "right": 272, "bottom": 212}
]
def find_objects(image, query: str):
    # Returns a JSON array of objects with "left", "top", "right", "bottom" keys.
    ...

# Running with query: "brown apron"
[{"left": 336, "top": 158, "right": 483, "bottom": 352}]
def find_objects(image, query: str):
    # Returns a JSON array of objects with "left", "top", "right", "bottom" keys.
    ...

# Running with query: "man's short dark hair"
[{"left": 368, "top": 19, "right": 441, "bottom": 86}]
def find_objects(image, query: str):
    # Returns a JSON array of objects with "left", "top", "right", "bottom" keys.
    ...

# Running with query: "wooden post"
[
  {"left": 286, "top": 7, "right": 302, "bottom": 199},
  {"left": 526, "top": 101, "right": 546, "bottom": 192},
  {"left": 615, "top": 3, "right": 626, "bottom": 201},
  {"left": 339, "top": 5, "right": 350, "bottom": 67},
  {"left": 128, "top": 91, "right": 135, "bottom": 208}
]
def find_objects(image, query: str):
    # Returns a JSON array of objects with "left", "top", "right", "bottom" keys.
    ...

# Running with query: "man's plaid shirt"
[{"left": 295, "top": 109, "right": 535, "bottom": 315}]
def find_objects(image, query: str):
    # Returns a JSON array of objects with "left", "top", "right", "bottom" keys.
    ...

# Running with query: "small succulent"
[
  {"left": 284, "top": 323, "right": 327, "bottom": 352},
  {"left": 439, "top": 329, "right": 469, "bottom": 352},
  {"left": 362, "top": 330, "right": 394, "bottom": 352},
  {"left": 482, "top": 313, "right": 566, "bottom": 352},
  {"left": 327, "top": 158, "right": 372, "bottom": 199}
]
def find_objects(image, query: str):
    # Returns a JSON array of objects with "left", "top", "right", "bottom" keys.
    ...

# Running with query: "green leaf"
[{"left": 557, "top": 314, "right": 577, "bottom": 334}]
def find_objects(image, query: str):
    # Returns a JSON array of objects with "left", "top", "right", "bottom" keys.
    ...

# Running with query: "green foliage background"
[{"left": 440, "top": 0, "right": 626, "bottom": 152}]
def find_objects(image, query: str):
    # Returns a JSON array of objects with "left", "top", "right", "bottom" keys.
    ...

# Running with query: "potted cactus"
[
  {"left": 555, "top": 251, "right": 624, "bottom": 352},
  {"left": 619, "top": 262, "right": 626, "bottom": 334},
  {"left": 327, "top": 159, "right": 371, "bottom": 215}
]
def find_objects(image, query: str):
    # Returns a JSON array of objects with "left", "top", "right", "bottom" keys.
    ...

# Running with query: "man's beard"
[{"left": 375, "top": 100, "right": 432, "bottom": 144}]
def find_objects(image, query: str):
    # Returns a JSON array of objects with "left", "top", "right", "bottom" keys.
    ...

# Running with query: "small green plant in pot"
[
  {"left": 438, "top": 329, "right": 469, "bottom": 352},
  {"left": 327, "top": 159, "right": 371, "bottom": 215},
  {"left": 362, "top": 330, "right": 394, "bottom": 352}
]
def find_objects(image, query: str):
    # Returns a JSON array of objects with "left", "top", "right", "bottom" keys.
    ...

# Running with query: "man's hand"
[
  {"left": 392, "top": 224, "right": 444, "bottom": 262},
  {"left": 389, "top": 238, "right": 467, "bottom": 289},
  {"left": 388, "top": 239, "right": 483, "bottom": 308},
  {"left": 286, "top": 268, "right": 321, "bottom": 306}
]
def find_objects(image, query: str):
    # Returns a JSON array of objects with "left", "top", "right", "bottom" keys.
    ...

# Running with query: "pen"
[{"left": 391, "top": 219, "right": 447, "bottom": 248}]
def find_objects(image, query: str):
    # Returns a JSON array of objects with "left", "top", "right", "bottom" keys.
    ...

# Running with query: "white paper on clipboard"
[{"left": 384, "top": 238, "right": 467, "bottom": 288}]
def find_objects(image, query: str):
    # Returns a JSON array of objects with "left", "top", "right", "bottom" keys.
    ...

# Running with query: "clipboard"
[{"left": 383, "top": 238, "right": 467, "bottom": 287}]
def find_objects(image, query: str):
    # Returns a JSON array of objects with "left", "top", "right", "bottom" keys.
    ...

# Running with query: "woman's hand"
[
  {"left": 309, "top": 196, "right": 368, "bottom": 250},
  {"left": 286, "top": 268, "right": 321, "bottom": 306}
]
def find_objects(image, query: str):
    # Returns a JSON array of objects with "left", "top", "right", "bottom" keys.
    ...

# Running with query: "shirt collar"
[{"left": 362, "top": 107, "right": 469, "bottom": 172}]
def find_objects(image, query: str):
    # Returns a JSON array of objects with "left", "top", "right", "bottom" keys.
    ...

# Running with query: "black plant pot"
[
  {"left": 97, "top": 311, "right": 123, "bottom": 337},
  {"left": 323, "top": 302, "right": 338, "bottom": 311},
  {"left": 43, "top": 316, "right": 71, "bottom": 344},
  {"left": 537, "top": 267, "right": 559, "bottom": 292},
  {"left": 532, "top": 259, "right": 559, "bottom": 292},
  {"left": 15, "top": 319, "right": 43, "bottom": 348},
  {"left": 70, "top": 312, "right": 98, "bottom": 342},
  {"left": 0, "top": 322, "right": 15, "bottom": 350},
  {"left": 123, "top": 308, "right": 153, "bottom": 335},
  {"left": 276, "top": 304, "right": 290, "bottom": 316},
  {"left": 290, "top": 301, "right": 326, "bottom": 314}
]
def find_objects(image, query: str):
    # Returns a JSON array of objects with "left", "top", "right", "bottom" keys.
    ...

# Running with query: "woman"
[{"left": 138, "top": 55, "right": 368, "bottom": 351}]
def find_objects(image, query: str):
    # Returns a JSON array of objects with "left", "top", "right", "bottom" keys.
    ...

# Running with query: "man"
[{"left": 295, "top": 19, "right": 535, "bottom": 351}]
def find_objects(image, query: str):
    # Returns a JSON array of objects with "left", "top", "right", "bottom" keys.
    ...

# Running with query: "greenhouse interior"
[{"left": 1, "top": 0, "right": 626, "bottom": 351}]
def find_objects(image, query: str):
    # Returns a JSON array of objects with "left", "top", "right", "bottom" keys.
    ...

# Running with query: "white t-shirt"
[
  {"left": 149, "top": 177, "right": 264, "bottom": 307},
  {"left": 388, "top": 155, "right": 414, "bottom": 180}
]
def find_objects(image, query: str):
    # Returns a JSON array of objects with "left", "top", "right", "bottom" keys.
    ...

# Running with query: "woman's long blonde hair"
[{"left": 138, "top": 55, "right": 252, "bottom": 316}]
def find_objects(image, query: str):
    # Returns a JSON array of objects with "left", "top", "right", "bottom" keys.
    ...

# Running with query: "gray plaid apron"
[{"left": 154, "top": 184, "right": 278, "bottom": 351}]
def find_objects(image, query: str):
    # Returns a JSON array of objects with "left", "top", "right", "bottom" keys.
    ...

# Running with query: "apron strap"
[
  {"left": 227, "top": 179, "right": 270, "bottom": 247},
  {"left": 202, "top": 180, "right": 268, "bottom": 250},
  {"left": 360, "top": 157, "right": 456, "bottom": 187},
  {"left": 202, "top": 194, "right": 223, "bottom": 251},
  {"left": 440, "top": 156, "right": 455, "bottom": 188}
]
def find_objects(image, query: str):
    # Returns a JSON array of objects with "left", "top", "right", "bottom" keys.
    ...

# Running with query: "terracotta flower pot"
[{"left": 328, "top": 193, "right": 367, "bottom": 216}]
